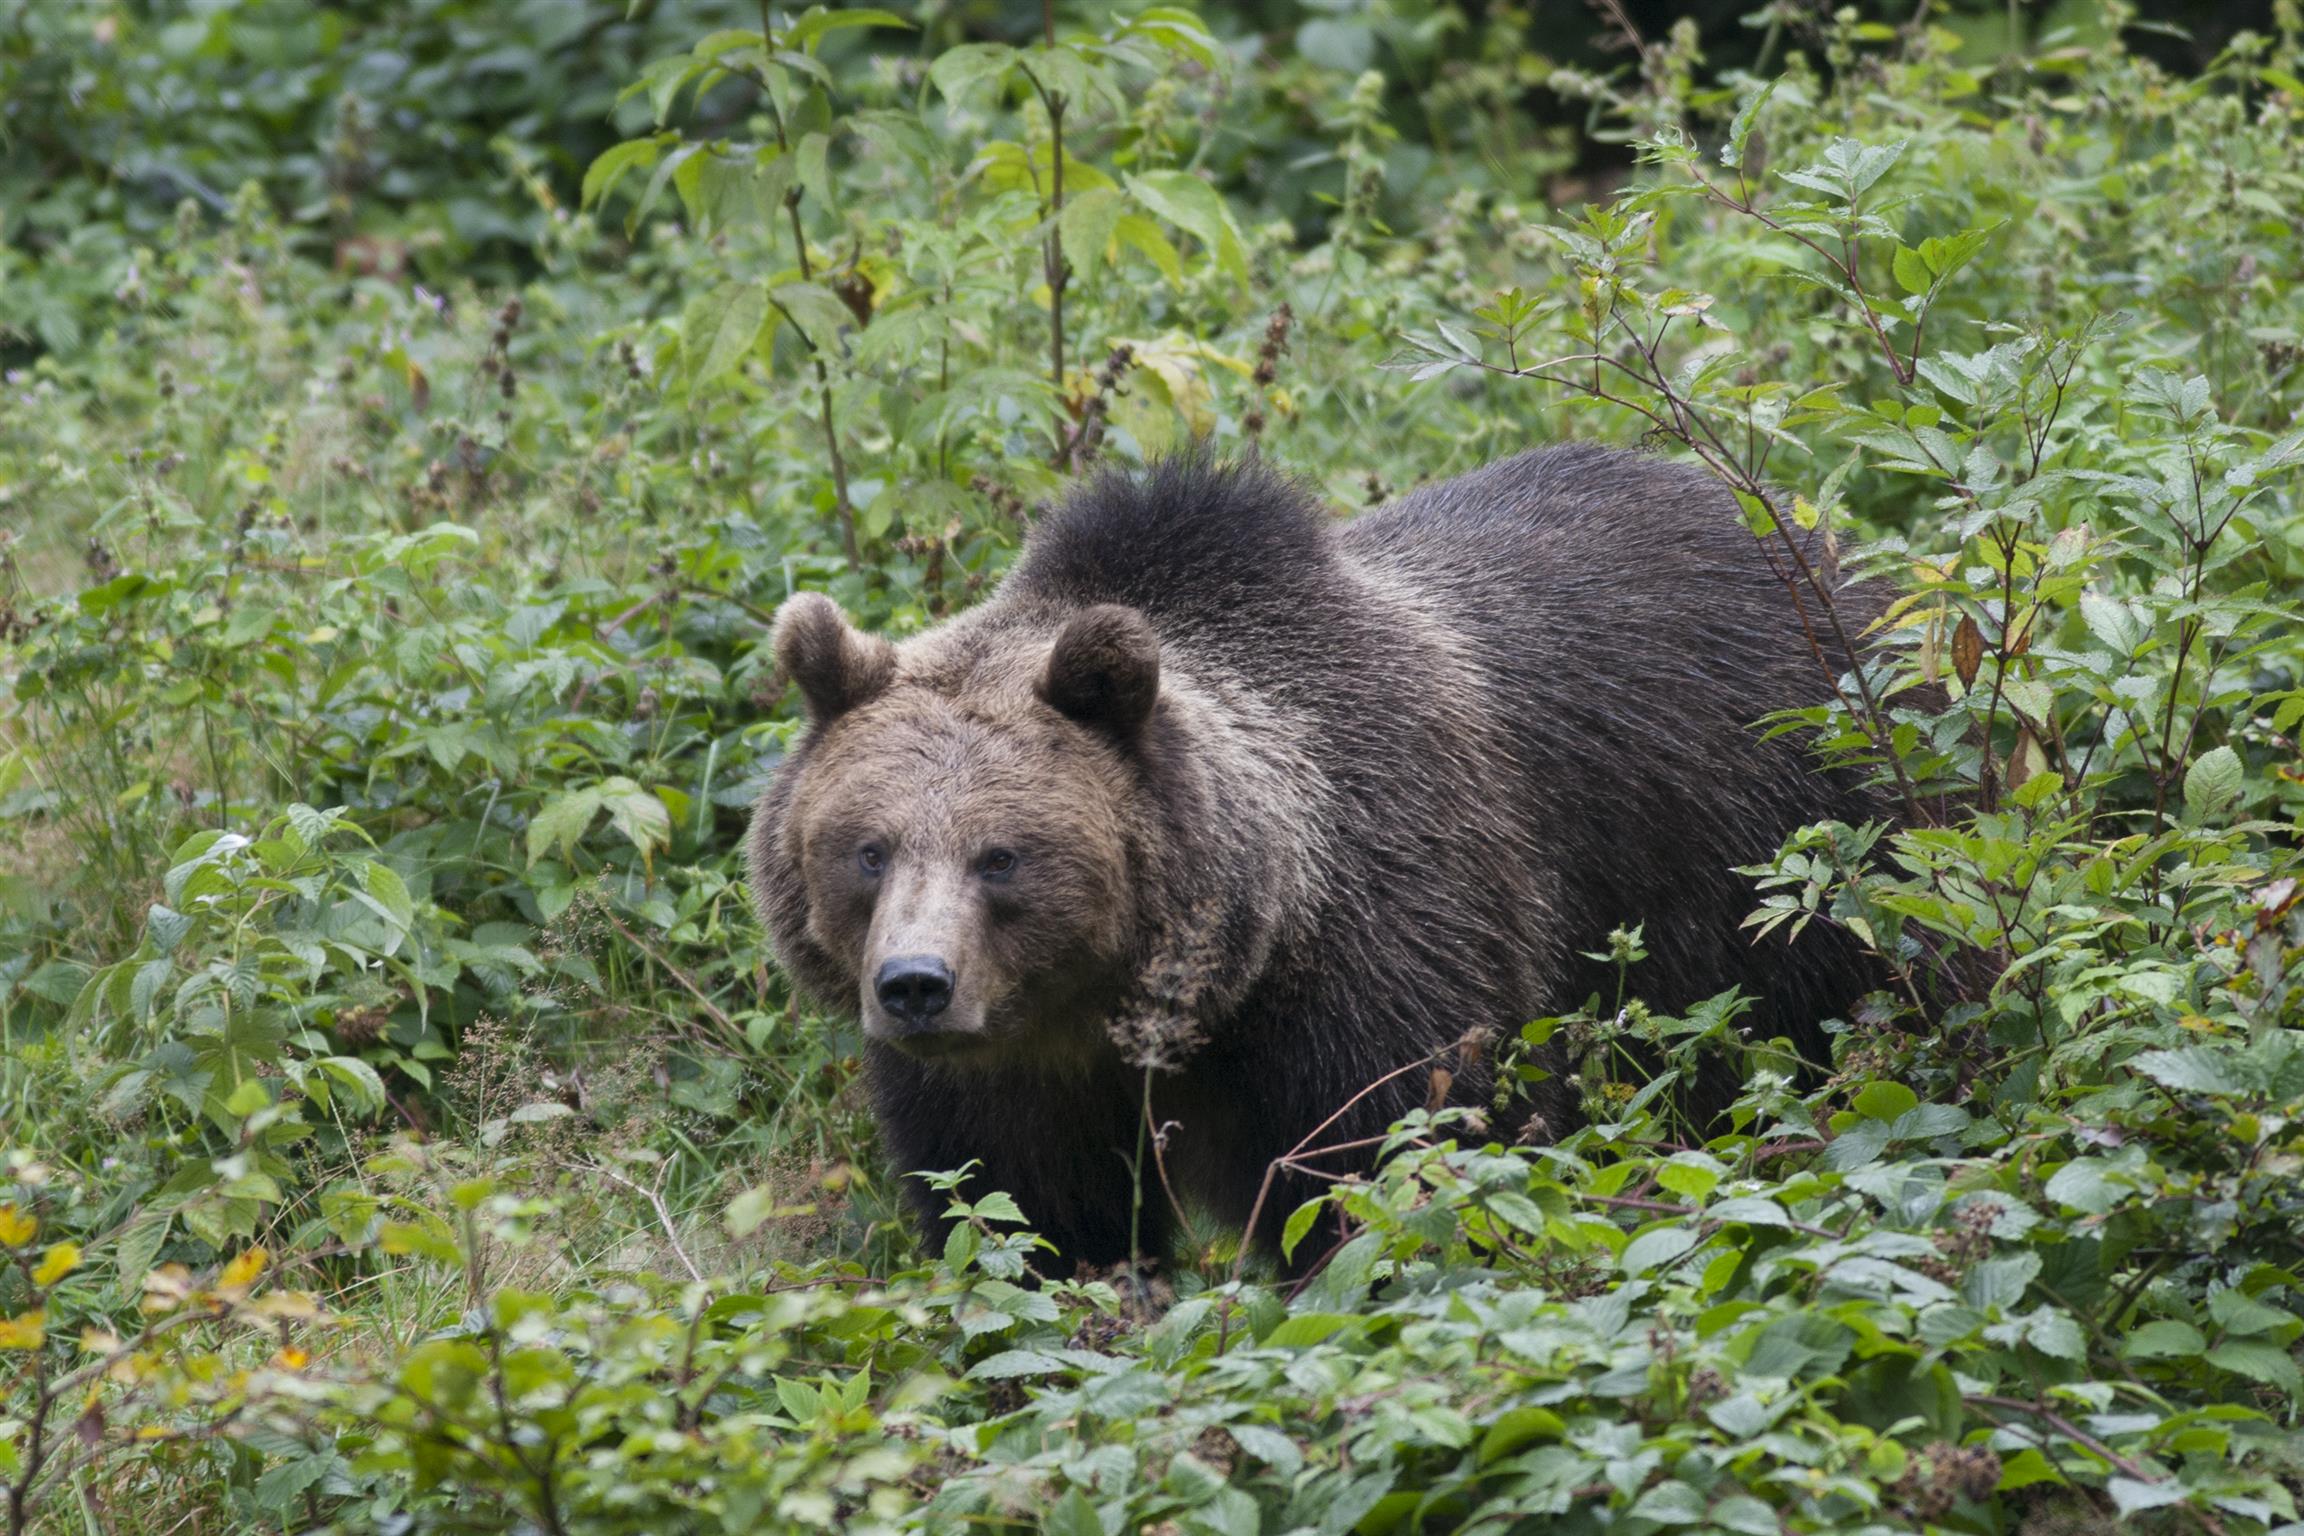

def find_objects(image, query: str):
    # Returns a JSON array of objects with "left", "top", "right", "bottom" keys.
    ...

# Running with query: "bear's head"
[{"left": 753, "top": 592, "right": 1163, "bottom": 1064}]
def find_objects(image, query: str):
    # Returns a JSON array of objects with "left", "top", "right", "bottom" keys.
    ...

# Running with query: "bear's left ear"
[{"left": 1041, "top": 604, "right": 1161, "bottom": 737}]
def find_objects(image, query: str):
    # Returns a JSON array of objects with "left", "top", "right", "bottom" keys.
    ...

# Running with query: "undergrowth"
[{"left": 4, "top": 2, "right": 2304, "bottom": 1532}]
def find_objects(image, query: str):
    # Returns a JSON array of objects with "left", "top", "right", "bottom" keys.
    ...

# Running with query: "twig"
[
  {"left": 1967, "top": 1395, "right": 2227, "bottom": 1536},
  {"left": 1232, "top": 1048, "right": 1448, "bottom": 1282},
  {"left": 755, "top": 0, "right": 859, "bottom": 566},
  {"left": 586, "top": 1161, "right": 705, "bottom": 1285}
]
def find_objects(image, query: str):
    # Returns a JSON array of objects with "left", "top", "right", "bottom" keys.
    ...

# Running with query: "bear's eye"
[
  {"left": 977, "top": 848, "right": 1018, "bottom": 882},
  {"left": 857, "top": 844, "right": 886, "bottom": 877}
]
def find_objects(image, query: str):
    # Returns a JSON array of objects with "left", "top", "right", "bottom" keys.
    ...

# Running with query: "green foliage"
[{"left": 5, "top": 1, "right": 2304, "bottom": 1532}]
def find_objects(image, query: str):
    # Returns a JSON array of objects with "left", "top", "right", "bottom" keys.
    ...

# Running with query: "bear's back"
[{"left": 1004, "top": 454, "right": 1343, "bottom": 631}]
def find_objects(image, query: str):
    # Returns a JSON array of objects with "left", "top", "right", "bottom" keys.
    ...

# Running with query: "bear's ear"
[
  {"left": 1041, "top": 604, "right": 1161, "bottom": 737},
  {"left": 771, "top": 592, "right": 896, "bottom": 723}
]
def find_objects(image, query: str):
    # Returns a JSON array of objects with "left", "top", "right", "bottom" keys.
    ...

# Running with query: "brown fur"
[{"left": 749, "top": 447, "right": 1896, "bottom": 1273}]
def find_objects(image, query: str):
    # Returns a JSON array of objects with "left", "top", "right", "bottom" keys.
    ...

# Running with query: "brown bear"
[{"left": 748, "top": 446, "right": 1889, "bottom": 1273}]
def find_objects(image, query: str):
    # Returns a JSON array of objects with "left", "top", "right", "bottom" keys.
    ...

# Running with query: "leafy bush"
[{"left": 4, "top": 2, "right": 2303, "bottom": 1533}]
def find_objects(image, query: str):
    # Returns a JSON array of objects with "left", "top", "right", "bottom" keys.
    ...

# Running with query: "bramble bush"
[{"left": 3, "top": 2, "right": 2303, "bottom": 1533}]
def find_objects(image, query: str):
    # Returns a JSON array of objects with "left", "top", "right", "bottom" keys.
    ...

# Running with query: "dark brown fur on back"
[{"left": 748, "top": 446, "right": 1891, "bottom": 1272}]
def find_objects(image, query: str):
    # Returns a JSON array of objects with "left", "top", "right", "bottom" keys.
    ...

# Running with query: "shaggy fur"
[{"left": 748, "top": 446, "right": 1888, "bottom": 1272}]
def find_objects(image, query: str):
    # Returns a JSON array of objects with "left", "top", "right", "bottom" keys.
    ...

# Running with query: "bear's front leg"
[{"left": 866, "top": 1047, "right": 1169, "bottom": 1279}]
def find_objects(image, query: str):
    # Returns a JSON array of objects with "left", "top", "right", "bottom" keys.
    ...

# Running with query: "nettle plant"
[{"left": 578, "top": 3, "right": 1247, "bottom": 580}]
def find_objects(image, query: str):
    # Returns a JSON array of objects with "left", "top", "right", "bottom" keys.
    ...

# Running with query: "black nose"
[{"left": 875, "top": 955, "right": 954, "bottom": 1025}]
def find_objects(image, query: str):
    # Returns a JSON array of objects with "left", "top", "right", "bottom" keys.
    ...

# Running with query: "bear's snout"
[
  {"left": 864, "top": 947, "right": 991, "bottom": 1056},
  {"left": 875, "top": 954, "right": 954, "bottom": 1026}
]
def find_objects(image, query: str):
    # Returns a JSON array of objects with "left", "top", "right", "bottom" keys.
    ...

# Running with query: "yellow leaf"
[
  {"left": 0, "top": 1309, "right": 46, "bottom": 1350},
  {"left": 140, "top": 1262, "right": 194, "bottom": 1315},
  {"left": 245, "top": 1290, "right": 325, "bottom": 1323},
  {"left": 0, "top": 1203, "right": 36, "bottom": 1247},
  {"left": 218, "top": 1246, "right": 269, "bottom": 1291},
  {"left": 31, "top": 1241, "right": 81, "bottom": 1288},
  {"left": 270, "top": 1345, "right": 311, "bottom": 1371}
]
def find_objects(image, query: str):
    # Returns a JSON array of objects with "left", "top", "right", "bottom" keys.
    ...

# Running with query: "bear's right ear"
[
  {"left": 771, "top": 592, "right": 896, "bottom": 724},
  {"left": 1041, "top": 604, "right": 1161, "bottom": 738}
]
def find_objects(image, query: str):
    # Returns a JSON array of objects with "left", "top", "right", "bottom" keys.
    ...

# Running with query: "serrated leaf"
[
  {"left": 2132, "top": 1046, "right": 2251, "bottom": 1097},
  {"left": 526, "top": 788, "right": 603, "bottom": 868},
  {"left": 1043, "top": 1488, "right": 1101, "bottom": 1536},
  {"left": 967, "top": 1349, "right": 1067, "bottom": 1379},
  {"left": 684, "top": 283, "right": 768, "bottom": 387},
  {"left": 1060, "top": 185, "right": 1125, "bottom": 285},
  {"left": 785, "top": 7, "right": 910, "bottom": 50},
  {"left": 581, "top": 135, "right": 668, "bottom": 210},
  {"left": 2207, "top": 1340, "right": 2302, "bottom": 1393},
  {"left": 2123, "top": 1319, "right": 2206, "bottom": 1359},
  {"left": 1126, "top": 170, "right": 1246, "bottom": 285},
  {"left": 2183, "top": 745, "right": 2243, "bottom": 819},
  {"left": 1893, "top": 244, "right": 1933, "bottom": 296},
  {"left": 2109, "top": 1477, "right": 2188, "bottom": 1514},
  {"left": 928, "top": 42, "right": 1016, "bottom": 103},
  {"left": 1620, "top": 1224, "right": 1699, "bottom": 1275},
  {"left": 251, "top": 1455, "right": 330, "bottom": 1512},
  {"left": 314, "top": 1056, "right": 387, "bottom": 1116},
  {"left": 596, "top": 778, "right": 672, "bottom": 866}
]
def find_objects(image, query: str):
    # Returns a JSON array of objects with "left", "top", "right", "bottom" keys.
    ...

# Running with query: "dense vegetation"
[{"left": 5, "top": 1, "right": 2304, "bottom": 1532}]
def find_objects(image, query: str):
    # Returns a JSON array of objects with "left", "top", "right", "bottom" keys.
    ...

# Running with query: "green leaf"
[
  {"left": 775, "top": 1377, "right": 821, "bottom": 1425},
  {"left": 794, "top": 131, "right": 833, "bottom": 212},
  {"left": 526, "top": 788, "right": 604, "bottom": 868},
  {"left": 2045, "top": 1158, "right": 2121, "bottom": 1215},
  {"left": 768, "top": 281, "right": 854, "bottom": 355},
  {"left": 582, "top": 135, "right": 669, "bottom": 210},
  {"left": 2025, "top": 1308, "right": 2088, "bottom": 1360},
  {"left": 967, "top": 1349, "right": 1067, "bottom": 1379},
  {"left": 1060, "top": 185, "right": 1126, "bottom": 286},
  {"left": 785, "top": 8, "right": 910, "bottom": 51},
  {"left": 596, "top": 777, "right": 672, "bottom": 866},
  {"left": 1656, "top": 1153, "right": 1723, "bottom": 1200},
  {"left": 1720, "top": 79, "right": 1781, "bottom": 169},
  {"left": 112, "top": 1215, "right": 171, "bottom": 1300},
  {"left": 1263, "top": 1313, "right": 1356, "bottom": 1348},
  {"left": 1852, "top": 1080, "right": 1918, "bottom": 1122},
  {"left": 313, "top": 1056, "right": 387, "bottom": 1115},
  {"left": 1745, "top": 1314, "right": 1852, "bottom": 1379},
  {"left": 1892, "top": 244, "right": 1933, "bottom": 296},
  {"left": 1107, "top": 217, "right": 1180, "bottom": 290},
  {"left": 2183, "top": 745, "right": 2243, "bottom": 819},
  {"left": 2108, "top": 1477, "right": 2188, "bottom": 1514},
  {"left": 1043, "top": 1488, "right": 1101, "bottom": 1536},
  {"left": 251, "top": 1456, "right": 330, "bottom": 1512},
  {"left": 1620, "top": 1224, "right": 1699, "bottom": 1276},
  {"left": 968, "top": 1191, "right": 1028, "bottom": 1226},
  {"left": 1708, "top": 1197, "right": 1791, "bottom": 1227},
  {"left": 2207, "top": 1340, "right": 2301, "bottom": 1393},
  {"left": 684, "top": 283, "right": 768, "bottom": 387},
  {"left": 2208, "top": 1288, "right": 2298, "bottom": 1339},
  {"left": 928, "top": 42, "right": 1016, "bottom": 103},
  {"left": 2132, "top": 1046, "right": 2251, "bottom": 1097},
  {"left": 1120, "top": 8, "right": 1222, "bottom": 69},
  {"left": 1126, "top": 171, "right": 1246, "bottom": 285},
  {"left": 359, "top": 860, "right": 414, "bottom": 934},
  {"left": 2122, "top": 1320, "right": 2207, "bottom": 1359},
  {"left": 1281, "top": 1196, "right": 1323, "bottom": 1261},
  {"left": 1966, "top": 1252, "right": 2042, "bottom": 1311},
  {"left": 1710, "top": 1495, "right": 1780, "bottom": 1535}
]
